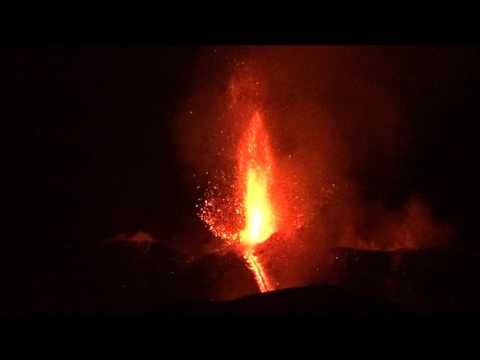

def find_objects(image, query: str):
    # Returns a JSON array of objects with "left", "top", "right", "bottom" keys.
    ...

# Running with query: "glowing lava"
[
  {"left": 238, "top": 112, "right": 276, "bottom": 248},
  {"left": 199, "top": 110, "right": 277, "bottom": 293},
  {"left": 243, "top": 250, "right": 272, "bottom": 293},
  {"left": 237, "top": 112, "right": 276, "bottom": 292}
]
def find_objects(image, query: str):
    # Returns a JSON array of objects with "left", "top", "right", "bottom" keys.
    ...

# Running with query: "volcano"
[{"left": 13, "top": 46, "right": 480, "bottom": 318}]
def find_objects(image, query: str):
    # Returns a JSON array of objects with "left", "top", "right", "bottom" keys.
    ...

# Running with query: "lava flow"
[
  {"left": 243, "top": 250, "right": 272, "bottom": 293},
  {"left": 199, "top": 110, "right": 278, "bottom": 293}
]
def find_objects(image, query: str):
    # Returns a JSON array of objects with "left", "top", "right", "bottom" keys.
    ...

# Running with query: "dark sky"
[
  {"left": 11, "top": 48, "right": 200, "bottom": 249},
  {"left": 4, "top": 46, "right": 480, "bottom": 312}
]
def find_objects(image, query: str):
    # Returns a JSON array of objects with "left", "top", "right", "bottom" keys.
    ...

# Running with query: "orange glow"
[
  {"left": 244, "top": 250, "right": 272, "bottom": 292},
  {"left": 238, "top": 112, "right": 276, "bottom": 248},
  {"left": 199, "top": 110, "right": 278, "bottom": 293},
  {"left": 240, "top": 168, "right": 275, "bottom": 245},
  {"left": 237, "top": 112, "right": 276, "bottom": 292}
]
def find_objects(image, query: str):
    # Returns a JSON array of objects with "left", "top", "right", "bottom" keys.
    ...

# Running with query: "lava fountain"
[
  {"left": 237, "top": 111, "right": 276, "bottom": 292},
  {"left": 199, "top": 110, "right": 278, "bottom": 293}
]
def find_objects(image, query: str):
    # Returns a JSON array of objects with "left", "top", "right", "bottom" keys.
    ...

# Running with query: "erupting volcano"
[{"left": 200, "top": 110, "right": 279, "bottom": 293}]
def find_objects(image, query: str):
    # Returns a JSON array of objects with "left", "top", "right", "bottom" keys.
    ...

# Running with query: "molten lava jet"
[
  {"left": 238, "top": 112, "right": 276, "bottom": 246},
  {"left": 237, "top": 112, "right": 276, "bottom": 292},
  {"left": 199, "top": 111, "right": 278, "bottom": 293}
]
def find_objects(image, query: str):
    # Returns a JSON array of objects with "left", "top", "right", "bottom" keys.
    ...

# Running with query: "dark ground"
[{"left": 11, "top": 241, "right": 480, "bottom": 316}]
